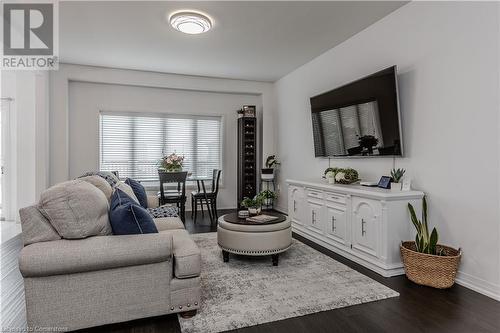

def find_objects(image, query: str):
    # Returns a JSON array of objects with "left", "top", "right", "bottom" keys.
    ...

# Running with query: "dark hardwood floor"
[{"left": 78, "top": 209, "right": 500, "bottom": 333}]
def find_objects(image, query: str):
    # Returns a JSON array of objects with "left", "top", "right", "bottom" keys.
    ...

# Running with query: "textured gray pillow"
[
  {"left": 80, "top": 175, "right": 113, "bottom": 202},
  {"left": 78, "top": 171, "right": 120, "bottom": 187},
  {"left": 39, "top": 180, "right": 112, "bottom": 239}
]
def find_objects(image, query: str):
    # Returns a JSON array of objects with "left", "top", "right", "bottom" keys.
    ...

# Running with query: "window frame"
[{"left": 98, "top": 110, "right": 224, "bottom": 189}]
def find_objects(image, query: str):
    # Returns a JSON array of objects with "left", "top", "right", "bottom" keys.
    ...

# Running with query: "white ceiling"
[{"left": 60, "top": 1, "right": 406, "bottom": 82}]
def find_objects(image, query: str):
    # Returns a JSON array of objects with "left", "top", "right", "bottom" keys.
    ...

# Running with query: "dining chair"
[
  {"left": 191, "top": 169, "right": 222, "bottom": 224},
  {"left": 158, "top": 171, "right": 188, "bottom": 222}
]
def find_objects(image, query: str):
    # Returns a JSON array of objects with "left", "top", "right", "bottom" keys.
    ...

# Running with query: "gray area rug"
[{"left": 178, "top": 232, "right": 398, "bottom": 333}]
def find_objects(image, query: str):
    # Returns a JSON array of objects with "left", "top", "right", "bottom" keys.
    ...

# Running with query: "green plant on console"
[
  {"left": 408, "top": 197, "right": 443, "bottom": 255},
  {"left": 391, "top": 168, "right": 406, "bottom": 183},
  {"left": 341, "top": 168, "right": 359, "bottom": 183},
  {"left": 324, "top": 167, "right": 341, "bottom": 177}
]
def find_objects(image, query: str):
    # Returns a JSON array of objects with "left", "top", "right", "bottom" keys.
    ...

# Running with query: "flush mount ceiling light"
[{"left": 169, "top": 11, "right": 212, "bottom": 34}]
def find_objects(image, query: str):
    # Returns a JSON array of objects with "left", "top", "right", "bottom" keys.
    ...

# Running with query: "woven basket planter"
[{"left": 400, "top": 241, "right": 462, "bottom": 289}]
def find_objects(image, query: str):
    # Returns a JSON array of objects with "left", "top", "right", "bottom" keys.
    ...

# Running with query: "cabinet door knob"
[
  {"left": 312, "top": 211, "right": 315, "bottom": 224},
  {"left": 293, "top": 200, "right": 297, "bottom": 212},
  {"left": 361, "top": 218, "right": 366, "bottom": 236},
  {"left": 331, "top": 216, "right": 336, "bottom": 232}
]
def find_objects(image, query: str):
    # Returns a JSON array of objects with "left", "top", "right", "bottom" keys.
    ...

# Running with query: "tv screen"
[{"left": 310, "top": 66, "right": 402, "bottom": 157}]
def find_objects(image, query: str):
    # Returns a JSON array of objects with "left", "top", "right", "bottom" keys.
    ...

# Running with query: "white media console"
[{"left": 287, "top": 179, "right": 424, "bottom": 277}]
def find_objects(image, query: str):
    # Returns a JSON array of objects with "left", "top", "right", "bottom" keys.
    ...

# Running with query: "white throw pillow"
[{"left": 115, "top": 182, "right": 140, "bottom": 204}]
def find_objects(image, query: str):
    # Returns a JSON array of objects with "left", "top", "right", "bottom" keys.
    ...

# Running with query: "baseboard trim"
[
  {"left": 455, "top": 271, "right": 500, "bottom": 301},
  {"left": 279, "top": 206, "right": 500, "bottom": 302}
]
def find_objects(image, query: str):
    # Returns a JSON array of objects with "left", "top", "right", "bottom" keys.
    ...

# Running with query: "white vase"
[
  {"left": 248, "top": 206, "right": 262, "bottom": 216},
  {"left": 390, "top": 182, "right": 401, "bottom": 191},
  {"left": 328, "top": 177, "right": 335, "bottom": 184}
]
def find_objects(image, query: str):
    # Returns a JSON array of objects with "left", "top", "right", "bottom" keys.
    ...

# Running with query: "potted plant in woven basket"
[{"left": 401, "top": 197, "right": 462, "bottom": 289}]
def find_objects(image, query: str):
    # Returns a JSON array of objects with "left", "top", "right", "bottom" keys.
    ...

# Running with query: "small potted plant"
[
  {"left": 260, "top": 189, "right": 278, "bottom": 208},
  {"left": 390, "top": 168, "right": 405, "bottom": 191},
  {"left": 400, "top": 197, "right": 462, "bottom": 289},
  {"left": 241, "top": 194, "right": 264, "bottom": 216},
  {"left": 159, "top": 152, "right": 184, "bottom": 172},
  {"left": 262, "top": 155, "right": 280, "bottom": 180}
]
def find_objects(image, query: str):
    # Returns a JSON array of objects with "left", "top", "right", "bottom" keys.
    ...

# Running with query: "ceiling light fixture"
[{"left": 169, "top": 11, "right": 212, "bottom": 34}]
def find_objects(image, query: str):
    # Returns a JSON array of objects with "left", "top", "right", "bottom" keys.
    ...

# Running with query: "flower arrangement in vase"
[
  {"left": 324, "top": 167, "right": 341, "bottom": 184},
  {"left": 160, "top": 153, "right": 184, "bottom": 172}
]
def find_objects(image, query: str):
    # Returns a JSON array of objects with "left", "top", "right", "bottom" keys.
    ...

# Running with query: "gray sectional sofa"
[{"left": 18, "top": 176, "right": 201, "bottom": 332}]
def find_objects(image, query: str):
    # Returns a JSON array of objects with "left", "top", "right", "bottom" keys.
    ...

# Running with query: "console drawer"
[
  {"left": 306, "top": 189, "right": 323, "bottom": 200},
  {"left": 325, "top": 192, "right": 347, "bottom": 205}
]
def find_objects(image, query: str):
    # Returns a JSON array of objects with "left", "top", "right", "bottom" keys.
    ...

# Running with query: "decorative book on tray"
[{"left": 246, "top": 214, "right": 278, "bottom": 223}]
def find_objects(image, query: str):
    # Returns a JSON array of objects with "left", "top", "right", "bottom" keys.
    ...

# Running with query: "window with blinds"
[{"left": 99, "top": 112, "right": 222, "bottom": 182}]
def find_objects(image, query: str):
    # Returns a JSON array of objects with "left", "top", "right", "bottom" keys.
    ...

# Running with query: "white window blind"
[{"left": 99, "top": 112, "right": 222, "bottom": 182}]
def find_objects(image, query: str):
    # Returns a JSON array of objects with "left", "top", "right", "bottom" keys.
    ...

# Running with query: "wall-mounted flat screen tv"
[{"left": 310, "top": 66, "right": 402, "bottom": 157}]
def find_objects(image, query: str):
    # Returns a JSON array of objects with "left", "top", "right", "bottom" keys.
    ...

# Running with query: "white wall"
[
  {"left": 68, "top": 81, "right": 261, "bottom": 209},
  {"left": 50, "top": 64, "right": 275, "bottom": 189},
  {"left": 1, "top": 71, "right": 49, "bottom": 220},
  {"left": 273, "top": 2, "right": 500, "bottom": 300}
]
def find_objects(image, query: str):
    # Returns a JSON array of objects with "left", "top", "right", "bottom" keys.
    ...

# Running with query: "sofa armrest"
[
  {"left": 168, "top": 229, "right": 201, "bottom": 279},
  {"left": 19, "top": 233, "right": 173, "bottom": 278},
  {"left": 147, "top": 194, "right": 159, "bottom": 208}
]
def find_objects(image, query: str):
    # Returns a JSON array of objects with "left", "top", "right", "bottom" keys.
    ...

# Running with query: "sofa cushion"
[
  {"left": 154, "top": 217, "right": 185, "bottom": 231},
  {"left": 19, "top": 232, "right": 173, "bottom": 277},
  {"left": 167, "top": 229, "right": 201, "bottom": 279},
  {"left": 109, "top": 189, "right": 158, "bottom": 235},
  {"left": 19, "top": 205, "right": 61, "bottom": 246},
  {"left": 80, "top": 175, "right": 113, "bottom": 202},
  {"left": 79, "top": 171, "right": 120, "bottom": 187},
  {"left": 125, "top": 178, "right": 148, "bottom": 208},
  {"left": 39, "top": 180, "right": 112, "bottom": 239},
  {"left": 147, "top": 205, "right": 179, "bottom": 218},
  {"left": 115, "top": 182, "right": 139, "bottom": 204}
]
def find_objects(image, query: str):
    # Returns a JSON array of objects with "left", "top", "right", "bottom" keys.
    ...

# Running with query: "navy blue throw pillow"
[
  {"left": 125, "top": 178, "right": 148, "bottom": 208},
  {"left": 109, "top": 189, "right": 158, "bottom": 235}
]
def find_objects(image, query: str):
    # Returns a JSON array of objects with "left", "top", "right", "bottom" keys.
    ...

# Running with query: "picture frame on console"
[{"left": 377, "top": 176, "right": 392, "bottom": 189}]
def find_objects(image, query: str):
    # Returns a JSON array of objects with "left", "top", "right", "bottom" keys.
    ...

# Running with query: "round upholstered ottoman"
[{"left": 217, "top": 213, "right": 292, "bottom": 266}]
